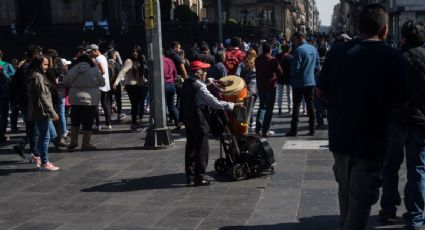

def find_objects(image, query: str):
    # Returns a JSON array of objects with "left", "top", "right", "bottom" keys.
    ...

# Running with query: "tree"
[{"left": 174, "top": 5, "right": 198, "bottom": 23}]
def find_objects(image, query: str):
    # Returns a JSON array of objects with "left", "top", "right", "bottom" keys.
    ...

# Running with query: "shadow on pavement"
[
  {"left": 81, "top": 173, "right": 190, "bottom": 192},
  {"left": 219, "top": 215, "right": 405, "bottom": 230},
  {"left": 219, "top": 215, "right": 340, "bottom": 230},
  {"left": 0, "top": 160, "right": 27, "bottom": 166},
  {"left": 0, "top": 168, "right": 39, "bottom": 176},
  {"left": 92, "top": 129, "right": 141, "bottom": 135}
]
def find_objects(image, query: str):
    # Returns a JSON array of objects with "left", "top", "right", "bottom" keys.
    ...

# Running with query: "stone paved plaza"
[{"left": 0, "top": 112, "right": 407, "bottom": 230}]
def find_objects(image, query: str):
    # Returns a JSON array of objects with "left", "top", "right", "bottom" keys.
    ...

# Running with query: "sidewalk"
[{"left": 0, "top": 113, "right": 406, "bottom": 230}]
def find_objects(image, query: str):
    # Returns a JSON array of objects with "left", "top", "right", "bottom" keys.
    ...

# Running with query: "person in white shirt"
[{"left": 87, "top": 44, "right": 112, "bottom": 130}]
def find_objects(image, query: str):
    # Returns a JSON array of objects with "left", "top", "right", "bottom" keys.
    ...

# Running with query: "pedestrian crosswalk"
[
  {"left": 8, "top": 87, "right": 304, "bottom": 130},
  {"left": 117, "top": 88, "right": 299, "bottom": 115}
]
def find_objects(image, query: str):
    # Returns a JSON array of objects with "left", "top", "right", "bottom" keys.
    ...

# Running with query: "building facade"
[
  {"left": 0, "top": 0, "right": 206, "bottom": 27},
  {"left": 384, "top": 0, "right": 425, "bottom": 41},
  {"left": 203, "top": 0, "right": 319, "bottom": 38},
  {"left": 331, "top": 0, "right": 425, "bottom": 38}
]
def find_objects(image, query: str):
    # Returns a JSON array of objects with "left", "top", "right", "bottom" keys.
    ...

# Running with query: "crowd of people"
[{"left": 0, "top": 2, "right": 425, "bottom": 229}]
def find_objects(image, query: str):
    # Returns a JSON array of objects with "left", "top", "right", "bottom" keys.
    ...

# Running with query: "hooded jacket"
[
  {"left": 26, "top": 71, "right": 58, "bottom": 121},
  {"left": 64, "top": 62, "right": 105, "bottom": 106},
  {"left": 402, "top": 44, "right": 425, "bottom": 125}
]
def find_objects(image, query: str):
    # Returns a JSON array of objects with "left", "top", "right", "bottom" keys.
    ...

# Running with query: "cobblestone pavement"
[{"left": 0, "top": 111, "right": 407, "bottom": 230}]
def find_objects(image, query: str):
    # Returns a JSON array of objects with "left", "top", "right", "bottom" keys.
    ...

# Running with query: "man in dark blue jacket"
[{"left": 286, "top": 31, "right": 320, "bottom": 136}]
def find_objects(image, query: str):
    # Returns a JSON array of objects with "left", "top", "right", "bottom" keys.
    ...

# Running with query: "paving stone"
[
  {"left": 55, "top": 222, "right": 108, "bottom": 230},
  {"left": 0, "top": 110, "right": 407, "bottom": 230},
  {"left": 198, "top": 217, "right": 247, "bottom": 229},
  {"left": 100, "top": 193, "right": 154, "bottom": 206},
  {"left": 153, "top": 216, "right": 204, "bottom": 229},
  {"left": 165, "top": 207, "right": 213, "bottom": 218},
  {"left": 0, "top": 210, "right": 40, "bottom": 229},
  {"left": 12, "top": 222, "right": 62, "bottom": 230},
  {"left": 102, "top": 226, "right": 151, "bottom": 230},
  {"left": 109, "top": 212, "right": 170, "bottom": 228}
]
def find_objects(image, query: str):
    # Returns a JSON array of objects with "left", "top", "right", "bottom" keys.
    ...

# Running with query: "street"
[{"left": 0, "top": 104, "right": 407, "bottom": 230}]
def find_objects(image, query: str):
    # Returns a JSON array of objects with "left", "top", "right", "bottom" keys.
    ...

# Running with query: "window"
[{"left": 417, "top": 12, "right": 425, "bottom": 23}]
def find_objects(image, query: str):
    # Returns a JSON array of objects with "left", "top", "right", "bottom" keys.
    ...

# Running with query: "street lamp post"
[
  {"left": 144, "top": 0, "right": 173, "bottom": 148},
  {"left": 217, "top": 0, "right": 223, "bottom": 43}
]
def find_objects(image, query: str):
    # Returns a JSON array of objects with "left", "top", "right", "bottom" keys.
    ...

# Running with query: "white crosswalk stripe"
[{"left": 117, "top": 88, "right": 301, "bottom": 113}]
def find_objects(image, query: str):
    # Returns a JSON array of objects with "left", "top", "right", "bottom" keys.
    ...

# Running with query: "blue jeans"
[
  {"left": 277, "top": 84, "right": 292, "bottom": 111},
  {"left": 165, "top": 83, "right": 179, "bottom": 125},
  {"left": 381, "top": 124, "right": 425, "bottom": 228},
  {"left": 57, "top": 98, "right": 67, "bottom": 136},
  {"left": 333, "top": 153, "right": 382, "bottom": 230},
  {"left": 33, "top": 120, "right": 56, "bottom": 164},
  {"left": 0, "top": 96, "right": 9, "bottom": 138},
  {"left": 255, "top": 90, "right": 276, "bottom": 134}
]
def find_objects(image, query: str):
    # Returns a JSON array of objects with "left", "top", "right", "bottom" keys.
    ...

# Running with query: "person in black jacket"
[
  {"left": 180, "top": 60, "right": 241, "bottom": 186},
  {"left": 12, "top": 45, "right": 43, "bottom": 158},
  {"left": 379, "top": 20, "right": 425, "bottom": 230},
  {"left": 316, "top": 4, "right": 408, "bottom": 230},
  {"left": 276, "top": 43, "right": 293, "bottom": 115}
]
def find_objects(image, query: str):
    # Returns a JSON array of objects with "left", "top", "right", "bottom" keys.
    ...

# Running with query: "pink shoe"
[
  {"left": 40, "top": 162, "right": 60, "bottom": 171},
  {"left": 30, "top": 154, "right": 41, "bottom": 168}
]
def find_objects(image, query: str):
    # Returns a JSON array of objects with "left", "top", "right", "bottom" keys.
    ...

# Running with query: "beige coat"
[{"left": 114, "top": 59, "right": 147, "bottom": 86}]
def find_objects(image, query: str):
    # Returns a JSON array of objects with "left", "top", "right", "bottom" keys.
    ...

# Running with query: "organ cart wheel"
[
  {"left": 214, "top": 158, "right": 228, "bottom": 174},
  {"left": 232, "top": 163, "right": 248, "bottom": 181}
]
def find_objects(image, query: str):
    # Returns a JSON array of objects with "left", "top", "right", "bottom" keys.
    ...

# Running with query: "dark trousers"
[
  {"left": 95, "top": 91, "right": 112, "bottom": 126},
  {"left": 0, "top": 97, "right": 9, "bottom": 138},
  {"left": 125, "top": 85, "right": 142, "bottom": 125},
  {"left": 185, "top": 128, "right": 209, "bottom": 180},
  {"left": 314, "top": 96, "right": 327, "bottom": 127},
  {"left": 25, "top": 121, "right": 35, "bottom": 154},
  {"left": 20, "top": 103, "right": 35, "bottom": 153},
  {"left": 111, "top": 86, "right": 122, "bottom": 115},
  {"left": 165, "top": 83, "right": 179, "bottom": 125},
  {"left": 290, "top": 86, "right": 315, "bottom": 132},
  {"left": 333, "top": 153, "right": 382, "bottom": 230},
  {"left": 9, "top": 100, "right": 19, "bottom": 131},
  {"left": 71, "top": 105, "right": 96, "bottom": 131},
  {"left": 138, "top": 86, "right": 149, "bottom": 120}
]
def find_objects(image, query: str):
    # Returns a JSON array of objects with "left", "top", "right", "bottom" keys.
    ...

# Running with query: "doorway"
[{"left": 17, "top": 0, "right": 52, "bottom": 27}]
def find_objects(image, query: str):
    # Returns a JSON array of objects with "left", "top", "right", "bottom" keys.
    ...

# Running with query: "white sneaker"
[
  {"left": 106, "top": 125, "right": 112, "bottom": 129},
  {"left": 96, "top": 125, "right": 102, "bottom": 131},
  {"left": 263, "top": 130, "right": 275, "bottom": 137}
]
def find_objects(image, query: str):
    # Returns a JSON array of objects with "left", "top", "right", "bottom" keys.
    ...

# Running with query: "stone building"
[
  {"left": 383, "top": 0, "right": 425, "bottom": 41},
  {"left": 331, "top": 1, "right": 351, "bottom": 34},
  {"left": 304, "top": 0, "right": 320, "bottom": 34},
  {"left": 0, "top": 0, "right": 145, "bottom": 27},
  {"left": 204, "top": 0, "right": 296, "bottom": 37},
  {"left": 0, "top": 0, "right": 206, "bottom": 27},
  {"left": 171, "top": 0, "right": 205, "bottom": 20},
  {"left": 331, "top": 0, "right": 425, "bottom": 37}
]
